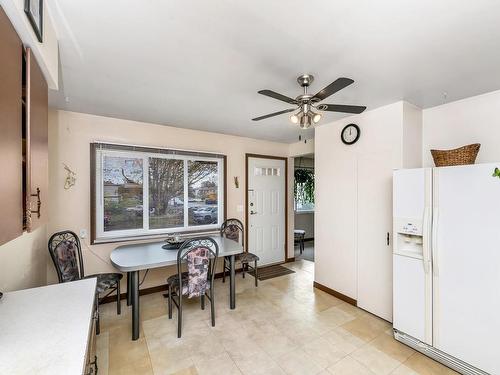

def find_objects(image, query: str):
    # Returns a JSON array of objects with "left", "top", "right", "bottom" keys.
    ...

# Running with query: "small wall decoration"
[
  {"left": 234, "top": 176, "right": 239, "bottom": 188},
  {"left": 24, "top": 0, "right": 43, "bottom": 43},
  {"left": 63, "top": 163, "right": 76, "bottom": 190}
]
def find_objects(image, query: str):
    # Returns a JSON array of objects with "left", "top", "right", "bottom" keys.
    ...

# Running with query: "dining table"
[{"left": 110, "top": 235, "right": 243, "bottom": 340}]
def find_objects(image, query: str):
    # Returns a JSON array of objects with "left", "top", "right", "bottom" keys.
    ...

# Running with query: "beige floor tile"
[
  {"left": 390, "top": 364, "right": 419, "bottom": 375},
  {"left": 368, "top": 333, "right": 414, "bottom": 363},
  {"left": 351, "top": 345, "right": 401, "bottom": 375},
  {"left": 276, "top": 348, "right": 324, "bottom": 375},
  {"left": 341, "top": 315, "right": 391, "bottom": 342},
  {"left": 327, "top": 356, "right": 375, "bottom": 375},
  {"left": 96, "top": 331, "right": 109, "bottom": 375},
  {"left": 252, "top": 331, "right": 300, "bottom": 359},
  {"left": 301, "top": 336, "right": 350, "bottom": 369},
  {"left": 322, "top": 327, "right": 366, "bottom": 354},
  {"left": 402, "top": 353, "right": 459, "bottom": 375},
  {"left": 99, "top": 260, "right": 454, "bottom": 375},
  {"left": 317, "top": 306, "right": 357, "bottom": 328},
  {"left": 171, "top": 366, "right": 199, "bottom": 375},
  {"left": 194, "top": 352, "right": 242, "bottom": 375}
]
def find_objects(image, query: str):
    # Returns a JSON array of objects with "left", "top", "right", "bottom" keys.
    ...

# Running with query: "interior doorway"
[{"left": 294, "top": 154, "right": 315, "bottom": 262}]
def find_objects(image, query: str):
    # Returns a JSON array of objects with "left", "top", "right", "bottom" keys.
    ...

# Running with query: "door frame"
[{"left": 245, "top": 153, "right": 289, "bottom": 263}]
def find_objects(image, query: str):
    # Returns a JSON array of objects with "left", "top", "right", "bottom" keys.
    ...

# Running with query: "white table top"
[
  {"left": 110, "top": 235, "right": 243, "bottom": 272},
  {"left": 0, "top": 278, "right": 97, "bottom": 375}
]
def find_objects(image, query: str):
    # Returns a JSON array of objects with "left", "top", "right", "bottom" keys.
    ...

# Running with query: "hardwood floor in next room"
[{"left": 96, "top": 260, "right": 457, "bottom": 375}]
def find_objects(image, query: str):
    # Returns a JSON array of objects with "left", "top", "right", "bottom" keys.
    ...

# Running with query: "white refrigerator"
[{"left": 393, "top": 163, "right": 500, "bottom": 375}]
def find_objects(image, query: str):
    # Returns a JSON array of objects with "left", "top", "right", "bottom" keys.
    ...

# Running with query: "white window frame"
[{"left": 94, "top": 147, "right": 225, "bottom": 243}]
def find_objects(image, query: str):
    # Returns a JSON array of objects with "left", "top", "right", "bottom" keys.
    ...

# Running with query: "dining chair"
[
  {"left": 167, "top": 237, "right": 219, "bottom": 338},
  {"left": 48, "top": 230, "right": 123, "bottom": 334},
  {"left": 220, "top": 218, "right": 259, "bottom": 287}
]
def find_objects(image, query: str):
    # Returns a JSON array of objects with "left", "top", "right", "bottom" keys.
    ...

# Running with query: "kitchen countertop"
[{"left": 0, "top": 278, "right": 97, "bottom": 375}]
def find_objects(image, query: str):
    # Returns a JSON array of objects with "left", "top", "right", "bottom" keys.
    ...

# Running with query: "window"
[
  {"left": 92, "top": 143, "right": 225, "bottom": 243},
  {"left": 294, "top": 168, "right": 315, "bottom": 212}
]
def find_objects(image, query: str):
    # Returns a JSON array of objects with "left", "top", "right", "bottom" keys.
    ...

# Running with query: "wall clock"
[{"left": 341, "top": 123, "right": 360, "bottom": 145}]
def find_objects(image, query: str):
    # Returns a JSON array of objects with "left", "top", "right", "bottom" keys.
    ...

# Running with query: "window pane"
[
  {"left": 149, "top": 158, "right": 184, "bottom": 229},
  {"left": 103, "top": 156, "right": 143, "bottom": 232},
  {"left": 188, "top": 161, "right": 218, "bottom": 226}
]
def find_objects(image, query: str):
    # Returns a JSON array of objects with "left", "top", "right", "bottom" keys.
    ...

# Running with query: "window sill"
[{"left": 92, "top": 228, "right": 221, "bottom": 245}]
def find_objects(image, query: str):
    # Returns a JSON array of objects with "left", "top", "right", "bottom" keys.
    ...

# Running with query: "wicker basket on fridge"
[{"left": 430, "top": 143, "right": 480, "bottom": 167}]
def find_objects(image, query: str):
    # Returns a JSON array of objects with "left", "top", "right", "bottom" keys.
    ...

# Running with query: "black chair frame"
[
  {"left": 48, "top": 230, "right": 121, "bottom": 334},
  {"left": 167, "top": 236, "right": 219, "bottom": 338},
  {"left": 221, "top": 219, "right": 258, "bottom": 287}
]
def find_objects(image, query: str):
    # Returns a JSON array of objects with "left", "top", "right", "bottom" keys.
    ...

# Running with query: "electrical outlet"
[{"left": 80, "top": 229, "right": 88, "bottom": 239}]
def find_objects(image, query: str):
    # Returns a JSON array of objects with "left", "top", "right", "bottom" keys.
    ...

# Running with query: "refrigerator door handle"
[
  {"left": 422, "top": 206, "right": 431, "bottom": 274},
  {"left": 432, "top": 207, "right": 439, "bottom": 277}
]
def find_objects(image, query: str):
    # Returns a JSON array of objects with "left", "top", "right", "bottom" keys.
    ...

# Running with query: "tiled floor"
[{"left": 97, "top": 260, "right": 457, "bottom": 375}]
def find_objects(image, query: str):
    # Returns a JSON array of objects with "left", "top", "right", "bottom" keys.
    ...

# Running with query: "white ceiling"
[{"left": 49, "top": 0, "right": 500, "bottom": 143}]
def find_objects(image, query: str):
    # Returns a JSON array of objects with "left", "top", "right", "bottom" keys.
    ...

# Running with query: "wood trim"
[
  {"left": 313, "top": 281, "right": 357, "bottom": 306},
  {"left": 285, "top": 257, "right": 295, "bottom": 263},
  {"left": 245, "top": 154, "right": 288, "bottom": 262}
]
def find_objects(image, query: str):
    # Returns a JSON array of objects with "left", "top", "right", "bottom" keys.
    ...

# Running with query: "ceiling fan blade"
[
  {"left": 317, "top": 104, "right": 367, "bottom": 114},
  {"left": 258, "top": 90, "right": 297, "bottom": 104},
  {"left": 252, "top": 108, "right": 296, "bottom": 121},
  {"left": 312, "top": 78, "right": 354, "bottom": 101}
]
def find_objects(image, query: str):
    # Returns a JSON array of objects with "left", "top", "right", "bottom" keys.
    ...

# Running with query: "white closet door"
[{"left": 357, "top": 151, "right": 395, "bottom": 321}]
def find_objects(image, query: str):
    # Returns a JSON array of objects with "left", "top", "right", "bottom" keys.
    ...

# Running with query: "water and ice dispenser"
[{"left": 394, "top": 219, "right": 424, "bottom": 258}]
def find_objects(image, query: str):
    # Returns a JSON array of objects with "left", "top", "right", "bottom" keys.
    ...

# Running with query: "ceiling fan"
[{"left": 252, "top": 74, "right": 366, "bottom": 128}]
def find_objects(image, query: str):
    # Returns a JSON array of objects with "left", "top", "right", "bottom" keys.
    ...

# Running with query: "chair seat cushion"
[
  {"left": 84, "top": 273, "right": 122, "bottom": 294},
  {"left": 236, "top": 252, "right": 259, "bottom": 263},
  {"left": 294, "top": 229, "right": 306, "bottom": 236},
  {"left": 167, "top": 272, "right": 210, "bottom": 296}
]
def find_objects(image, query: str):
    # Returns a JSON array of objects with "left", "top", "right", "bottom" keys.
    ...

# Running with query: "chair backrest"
[
  {"left": 177, "top": 237, "right": 219, "bottom": 298},
  {"left": 220, "top": 218, "right": 244, "bottom": 247},
  {"left": 48, "top": 231, "right": 84, "bottom": 283}
]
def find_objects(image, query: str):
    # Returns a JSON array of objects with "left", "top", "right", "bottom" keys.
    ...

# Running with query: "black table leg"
[
  {"left": 229, "top": 254, "right": 236, "bottom": 309},
  {"left": 131, "top": 270, "right": 140, "bottom": 340},
  {"left": 126, "top": 272, "right": 132, "bottom": 306}
]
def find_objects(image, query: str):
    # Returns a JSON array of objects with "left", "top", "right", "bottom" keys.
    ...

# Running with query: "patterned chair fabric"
[
  {"left": 53, "top": 240, "right": 81, "bottom": 282},
  {"left": 168, "top": 247, "right": 210, "bottom": 298},
  {"left": 223, "top": 225, "right": 240, "bottom": 243},
  {"left": 237, "top": 252, "right": 260, "bottom": 263}
]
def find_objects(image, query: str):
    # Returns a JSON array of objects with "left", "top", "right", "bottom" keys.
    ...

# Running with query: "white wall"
[
  {"left": 423, "top": 89, "right": 500, "bottom": 166},
  {"left": 48, "top": 110, "right": 293, "bottom": 288},
  {"left": 314, "top": 102, "right": 422, "bottom": 301},
  {"left": 1, "top": 0, "right": 59, "bottom": 89}
]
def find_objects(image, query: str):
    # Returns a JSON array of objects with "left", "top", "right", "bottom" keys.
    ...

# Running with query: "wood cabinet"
[
  {"left": 25, "top": 47, "right": 48, "bottom": 231},
  {"left": 0, "top": 8, "right": 48, "bottom": 245},
  {"left": 0, "top": 7, "right": 23, "bottom": 246}
]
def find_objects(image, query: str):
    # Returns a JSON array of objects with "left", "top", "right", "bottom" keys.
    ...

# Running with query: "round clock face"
[{"left": 341, "top": 124, "right": 360, "bottom": 145}]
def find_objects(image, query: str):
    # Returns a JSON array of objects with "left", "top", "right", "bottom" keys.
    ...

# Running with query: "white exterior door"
[
  {"left": 433, "top": 164, "right": 500, "bottom": 374},
  {"left": 247, "top": 157, "right": 286, "bottom": 265},
  {"left": 357, "top": 151, "right": 395, "bottom": 321}
]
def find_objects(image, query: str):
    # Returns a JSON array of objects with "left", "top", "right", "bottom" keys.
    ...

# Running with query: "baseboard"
[
  {"left": 285, "top": 257, "right": 295, "bottom": 263},
  {"left": 100, "top": 267, "right": 244, "bottom": 304},
  {"left": 313, "top": 281, "right": 357, "bottom": 306}
]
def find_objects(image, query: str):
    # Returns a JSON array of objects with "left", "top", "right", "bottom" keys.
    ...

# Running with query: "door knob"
[{"left": 250, "top": 211, "right": 258, "bottom": 215}]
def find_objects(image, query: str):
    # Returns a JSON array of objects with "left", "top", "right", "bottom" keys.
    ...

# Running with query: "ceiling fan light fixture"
[
  {"left": 300, "top": 114, "right": 312, "bottom": 129},
  {"left": 290, "top": 113, "right": 299, "bottom": 124},
  {"left": 312, "top": 112, "right": 322, "bottom": 123}
]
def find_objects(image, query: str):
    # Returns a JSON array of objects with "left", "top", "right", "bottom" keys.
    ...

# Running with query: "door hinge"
[{"left": 387, "top": 232, "right": 390, "bottom": 246}]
